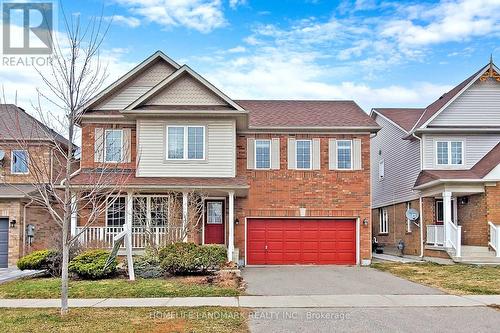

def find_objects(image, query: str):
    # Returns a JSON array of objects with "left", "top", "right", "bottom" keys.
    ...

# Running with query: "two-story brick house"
[
  {"left": 371, "top": 60, "right": 500, "bottom": 263},
  {"left": 0, "top": 104, "right": 71, "bottom": 267},
  {"left": 71, "top": 51, "right": 379, "bottom": 266}
]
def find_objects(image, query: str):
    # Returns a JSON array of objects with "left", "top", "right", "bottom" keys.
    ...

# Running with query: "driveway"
[{"left": 242, "top": 266, "right": 443, "bottom": 295}]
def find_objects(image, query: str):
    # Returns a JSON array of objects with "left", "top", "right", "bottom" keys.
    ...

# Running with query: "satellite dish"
[{"left": 0, "top": 150, "right": 5, "bottom": 161}]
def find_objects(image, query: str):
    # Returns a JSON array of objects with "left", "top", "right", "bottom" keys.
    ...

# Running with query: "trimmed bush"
[
  {"left": 159, "top": 243, "right": 227, "bottom": 275},
  {"left": 133, "top": 251, "right": 164, "bottom": 279},
  {"left": 68, "top": 249, "right": 116, "bottom": 279},
  {"left": 17, "top": 249, "right": 57, "bottom": 271}
]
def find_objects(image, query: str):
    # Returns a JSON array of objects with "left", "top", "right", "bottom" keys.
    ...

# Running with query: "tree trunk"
[{"left": 60, "top": 220, "right": 70, "bottom": 315}]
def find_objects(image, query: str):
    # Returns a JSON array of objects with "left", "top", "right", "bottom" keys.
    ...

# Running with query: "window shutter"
[
  {"left": 247, "top": 138, "right": 255, "bottom": 169},
  {"left": 271, "top": 138, "right": 280, "bottom": 170},
  {"left": 287, "top": 138, "right": 296, "bottom": 169},
  {"left": 312, "top": 138, "right": 321, "bottom": 170},
  {"left": 328, "top": 139, "right": 337, "bottom": 170},
  {"left": 94, "top": 128, "right": 104, "bottom": 163},
  {"left": 123, "top": 128, "right": 132, "bottom": 163},
  {"left": 353, "top": 138, "right": 362, "bottom": 170}
]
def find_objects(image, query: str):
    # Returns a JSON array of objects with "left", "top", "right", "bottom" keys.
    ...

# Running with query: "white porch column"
[
  {"left": 70, "top": 192, "right": 77, "bottom": 237},
  {"left": 443, "top": 191, "right": 452, "bottom": 248},
  {"left": 182, "top": 192, "right": 188, "bottom": 242},
  {"left": 126, "top": 192, "right": 133, "bottom": 229},
  {"left": 227, "top": 191, "right": 235, "bottom": 262}
]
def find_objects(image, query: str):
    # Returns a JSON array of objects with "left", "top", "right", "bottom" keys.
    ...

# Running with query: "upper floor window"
[
  {"left": 255, "top": 139, "right": 271, "bottom": 169},
  {"left": 436, "top": 141, "right": 463, "bottom": 165},
  {"left": 167, "top": 126, "right": 205, "bottom": 160},
  {"left": 296, "top": 140, "right": 311, "bottom": 169},
  {"left": 11, "top": 150, "right": 29, "bottom": 174},
  {"left": 105, "top": 129, "right": 123, "bottom": 162},
  {"left": 337, "top": 140, "right": 352, "bottom": 169}
]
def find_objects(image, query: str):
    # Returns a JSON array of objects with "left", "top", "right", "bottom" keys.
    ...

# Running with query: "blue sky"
[{"left": 2, "top": 0, "right": 500, "bottom": 112}]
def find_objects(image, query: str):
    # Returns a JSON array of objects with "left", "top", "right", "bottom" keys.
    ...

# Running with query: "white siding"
[
  {"left": 145, "top": 73, "right": 226, "bottom": 106},
  {"left": 430, "top": 78, "right": 500, "bottom": 126},
  {"left": 95, "top": 60, "right": 176, "bottom": 110},
  {"left": 137, "top": 118, "right": 235, "bottom": 177},
  {"left": 371, "top": 115, "right": 421, "bottom": 208},
  {"left": 422, "top": 134, "right": 500, "bottom": 170}
]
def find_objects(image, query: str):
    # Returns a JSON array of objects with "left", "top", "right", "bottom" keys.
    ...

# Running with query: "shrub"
[
  {"left": 17, "top": 250, "right": 57, "bottom": 271},
  {"left": 159, "top": 243, "right": 227, "bottom": 275},
  {"left": 133, "top": 250, "right": 164, "bottom": 279},
  {"left": 68, "top": 249, "right": 116, "bottom": 279}
]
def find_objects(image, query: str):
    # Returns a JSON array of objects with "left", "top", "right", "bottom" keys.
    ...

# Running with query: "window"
[
  {"left": 132, "top": 196, "right": 169, "bottom": 227},
  {"left": 105, "top": 130, "right": 123, "bottom": 162},
  {"left": 167, "top": 126, "right": 205, "bottom": 160},
  {"left": 436, "top": 141, "right": 463, "bottom": 165},
  {"left": 379, "top": 208, "right": 388, "bottom": 234},
  {"left": 106, "top": 197, "right": 126, "bottom": 227},
  {"left": 435, "top": 199, "right": 455, "bottom": 224},
  {"left": 406, "top": 202, "right": 412, "bottom": 233},
  {"left": 378, "top": 159, "right": 385, "bottom": 181},
  {"left": 150, "top": 197, "right": 169, "bottom": 226},
  {"left": 296, "top": 140, "right": 311, "bottom": 169},
  {"left": 337, "top": 140, "right": 352, "bottom": 169},
  {"left": 11, "top": 150, "right": 28, "bottom": 174},
  {"left": 255, "top": 140, "right": 271, "bottom": 169},
  {"left": 206, "top": 201, "right": 223, "bottom": 224}
]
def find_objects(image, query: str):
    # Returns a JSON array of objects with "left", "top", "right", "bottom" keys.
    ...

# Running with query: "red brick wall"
[
  {"left": 80, "top": 123, "right": 136, "bottom": 169},
  {"left": 234, "top": 133, "right": 372, "bottom": 263},
  {"left": 458, "top": 194, "right": 488, "bottom": 246},
  {"left": 486, "top": 183, "right": 500, "bottom": 225}
]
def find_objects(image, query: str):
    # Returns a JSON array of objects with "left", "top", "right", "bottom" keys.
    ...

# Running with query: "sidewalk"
[
  {"left": 0, "top": 268, "right": 45, "bottom": 284},
  {"left": 0, "top": 294, "right": 498, "bottom": 308}
]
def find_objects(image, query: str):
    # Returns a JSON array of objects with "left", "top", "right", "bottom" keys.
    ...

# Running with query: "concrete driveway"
[{"left": 242, "top": 266, "right": 443, "bottom": 295}]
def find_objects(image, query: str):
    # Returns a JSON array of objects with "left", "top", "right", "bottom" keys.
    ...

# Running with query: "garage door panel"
[{"left": 247, "top": 218, "right": 356, "bottom": 265}]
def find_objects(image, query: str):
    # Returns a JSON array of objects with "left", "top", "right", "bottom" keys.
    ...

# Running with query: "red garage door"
[{"left": 247, "top": 218, "right": 356, "bottom": 265}]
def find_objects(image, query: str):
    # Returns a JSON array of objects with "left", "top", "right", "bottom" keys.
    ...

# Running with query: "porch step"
[
  {"left": 461, "top": 246, "right": 494, "bottom": 255},
  {"left": 449, "top": 246, "right": 500, "bottom": 265}
]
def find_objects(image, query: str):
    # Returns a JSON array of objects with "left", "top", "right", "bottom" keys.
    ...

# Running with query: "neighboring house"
[
  {"left": 0, "top": 104, "right": 72, "bottom": 268},
  {"left": 71, "top": 51, "right": 380, "bottom": 266},
  {"left": 371, "top": 60, "right": 500, "bottom": 263}
]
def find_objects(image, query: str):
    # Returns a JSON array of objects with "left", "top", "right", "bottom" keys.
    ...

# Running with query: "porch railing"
[
  {"left": 426, "top": 225, "right": 444, "bottom": 246},
  {"left": 75, "top": 226, "right": 184, "bottom": 249},
  {"left": 488, "top": 222, "right": 500, "bottom": 257},
  {"left": 448, "top": 222, "right": 462, "bottom": 257}
]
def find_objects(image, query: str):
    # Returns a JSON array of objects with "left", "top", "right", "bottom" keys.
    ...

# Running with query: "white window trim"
[
  {"left": 435, "top": 140, "right": 464, "bottom": 166},
  {"left": 105, "top": 196, "right": 126, "bottom": 227},
  {"left": 406, "top": 202, "right": 412, "bottom": 233},
  {"left": 295, "top": 139, "right": 312, "bottom": 170},
  {"left": 336, "top": 139, "right": 353, "bottom": 170},
  {"left": 379, "top": 208, "right": 388, "bottom": 234},
  {"left": 166, "top": 125, "right": 206, "bottom": 161},
  {"left": 254, "top": 139, "right": 271, "bottom": 170},
  {"left": 11, "top": 150, "right": 29, "bottom": 174},
  {"left": 104, "top": 129, "right": 124, "bottom": 163}
]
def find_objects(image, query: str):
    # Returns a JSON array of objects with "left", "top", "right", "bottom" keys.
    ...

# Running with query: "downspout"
[
  {"left": 22, "top": 199, "right": 34, "bottom": 257},
  {"left": 412, "top": 131, "right": 424, "bottom": 259}
]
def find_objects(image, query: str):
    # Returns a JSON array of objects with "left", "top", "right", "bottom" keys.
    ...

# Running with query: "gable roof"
[
  {"left": 412, "top": 63, "right": 496, "bottom": 131},
  {"left": 125, "top": 65, "right": 245, "bottom": 112},
  {"left": 371, "top": 108, "right": 425, "bottom": 133},
  {"left": 236, "top": 100, "right": 380, "bottom": 130},
  {"left": 0, "top": 104, "right": 71, "bottom": 148},
  {"left": 81, "top": 51, "right": 180, "bottom": 112},
  {"left": 414, "top": 142, "right": 500, "bottom": 188}
]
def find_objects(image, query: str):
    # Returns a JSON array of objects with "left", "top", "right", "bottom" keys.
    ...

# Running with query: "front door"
[
  {"left": 204, "top": 200, "right": 225, "bottom": 244},
  {"left": 0, "top": 218, "right": 9, "bottom": 268}
]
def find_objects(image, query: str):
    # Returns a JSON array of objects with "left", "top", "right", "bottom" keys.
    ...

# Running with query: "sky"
[{"left": 1, "top": 0, "right": 500, "bottom": 116}]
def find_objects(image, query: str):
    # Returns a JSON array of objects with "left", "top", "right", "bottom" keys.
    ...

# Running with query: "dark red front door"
[
  {"left": 204, "top": 200, "right": 225, "bottom": 244},
  {"left": 247, "top": 218, "right": 356, "bottom": 265}
]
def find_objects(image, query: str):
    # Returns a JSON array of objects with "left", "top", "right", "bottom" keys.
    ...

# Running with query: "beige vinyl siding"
[
  {"left": 430, "top": 78, "right": 500, "bottom": 127},
  {"left": 94, "top": 60, "right": 176, "bottom": 110},
  {"left": 371, "top": 115, "right": 420, "bottom": 208},
  {"left": 422, "top": 133, "right": 500, "bottom": 170},
  {"left": 137, "top": 118, "right": 235, "bottom": 177},
  {"left": 145, "top": 73, "right": 227, "bottom": 106}
]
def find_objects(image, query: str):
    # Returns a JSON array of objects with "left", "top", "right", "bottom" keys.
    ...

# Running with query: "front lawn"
[
  {"left": 372, "top": 262, "right": 500, "bottom": 295},
  {"left": 0, "top": 275, "right": 241, "bottom": 299},
  {"left": 0, "top": 307, "right": 248, "bottom": 333}
]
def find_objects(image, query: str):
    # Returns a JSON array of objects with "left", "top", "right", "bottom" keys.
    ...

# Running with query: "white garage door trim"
[{"left": 244, "top": 216, "right": 360, "bottom": 266}]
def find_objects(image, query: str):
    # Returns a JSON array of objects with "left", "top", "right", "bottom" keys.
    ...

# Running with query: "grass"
[
  {"left": 0, "top": 307, "right": 248, "bottom": 333},
  {"left": 0, "top": 276, "right": 241, "bottom": 299},
  {"left": 372, "top": 262, "right": 500, "bottom": 295}
]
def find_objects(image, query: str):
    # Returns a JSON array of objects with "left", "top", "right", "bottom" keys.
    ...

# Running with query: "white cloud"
[
  {"left": 105, "top": 15, "right": 141, "bottom": 28},
  {"left": 229, "top": 0, "right": 246, "bottom": 9},
  {"left": 115, "top": 0, "right": 226, "bottom": 33},
  {"left": 227, "top": 45, "right": 246, "bottom": 53}
]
